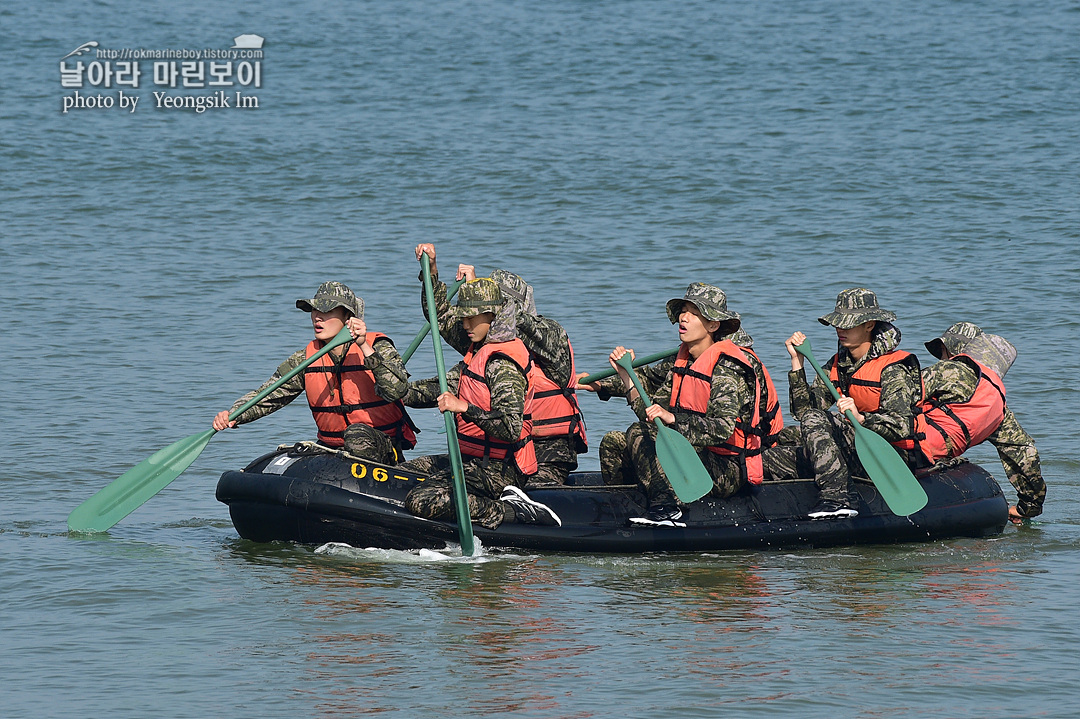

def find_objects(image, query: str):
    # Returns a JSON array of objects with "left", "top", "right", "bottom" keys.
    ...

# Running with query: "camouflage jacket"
[
  {"left": 404, "top": 351, "right": 529, "bottom": 444},
  {"left": 595, "top": 354, "right": 755, "bottom": 450},
  {"left": 423, "top": 272, "right": 578, "bottom": 463},
  {"left": 789, "top": 324, "right": 920, "bottom": 443},
  {"left": 922, "top": 359, "right": 1045, "bottom": 517},
  {"left": 228, "top": 338, "right": 410, "bottom": 425}
]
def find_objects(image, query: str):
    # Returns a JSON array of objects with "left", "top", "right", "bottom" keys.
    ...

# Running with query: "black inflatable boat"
[{"left": 215, "top": 443, "right": 1009, "bottom": 553}]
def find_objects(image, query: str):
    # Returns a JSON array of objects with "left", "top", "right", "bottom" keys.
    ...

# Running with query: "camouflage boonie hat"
[
  {"left": 451, "top": 278, "right": 505, "bottom": 319},
  {"left": 818, "top": 288, "right": 897, "bottom": 330},
  {"left": 924, "top": 322, "right": 983, "bottom": 360},
  {"left": 725, "top": 327, "right": 754, "bottom": 348},
  {"left": 491, "top": 268, "right": 537, "bottom": 316},
  {"left": 666, "top": 283, "right": 742, "bottom": 336},
  {"left": 296, "top": 281, "right": 363, "bottom": 319},
  {"left": 960, "top": 332, "right": 1018, "bottom": 378}
]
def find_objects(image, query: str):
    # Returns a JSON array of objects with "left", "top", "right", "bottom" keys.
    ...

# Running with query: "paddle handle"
[
  {"left": 794, "top": 339, "right": 860, "bottom": 425},
  {"left": 227, "top": 326, "right": 354, "bottom": 423},
  {"left": 422, "top": 254, "right": 476, "bottom": 556},
  {"left": 580, "top": 348, "right": 679, "bottom": 385},
  {"left": 614, "top": 353, "right": 666, "bottom": 429},
  {"left": 400, "top": 278, "right": 466, "bottom": 364}
]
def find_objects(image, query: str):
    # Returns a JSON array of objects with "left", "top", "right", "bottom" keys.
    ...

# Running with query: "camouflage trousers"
[
  {"left": 527, "top": 462, "right": 574, "bottom": 487},
  {"left": 761, "top": 409, "right": 921, "bottom": 504},
  {"left": 528, "top": 436, "right": 579, "bottom": 486},
  {"left": 342, "top": 423, "right": 403, "bottom": 466},
  {"left": 600, "top": 422, "right": 744, "bottom": 507},
  {"left": 397, "top": 454, "right": 526, "bottom": 530}
]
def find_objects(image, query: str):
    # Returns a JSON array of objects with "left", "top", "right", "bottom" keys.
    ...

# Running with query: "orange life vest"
[
  {"left": 528, "top": 340, "right": 588, "bottom": 451},
  {"left": 456, "top": 339, "right": 538, "bottom": 475},
  {"left": 741, "top": 346, "right": 785, "bottom": 447},
  {"left": 303, "top": 333, "right": 417, "bottom": 450},
  {"left": 668, "top": 340, "right": 764, "bottom": 485},
  {"left": 913, "top": 356, "right": 1006, "bottom": 463},
  {"left": 828, "top": 349, "right": 922, "bottom": 450}
]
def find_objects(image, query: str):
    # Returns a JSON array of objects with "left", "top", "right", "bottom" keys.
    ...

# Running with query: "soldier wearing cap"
[
  {"left": 212, "top": 281, "right": 416, "bottom": 463},
  {"left": 583, "top": 283, "right": 770, "bottom": 527},
  {"left": 764, "top": 288, "right": 923, "bottom": 519},
  {"left": 398, "top": 269, "right": 561, "bottom": 529},
  {"left": 917, "top": 323, "right": 1045, "bottom": 523},
  {"left": 413, "top": 244, "right": 588, "bottom": 487}
]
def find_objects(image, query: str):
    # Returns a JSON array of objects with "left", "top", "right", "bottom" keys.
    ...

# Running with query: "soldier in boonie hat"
[
  {"left": 296, "top": 280, "right": 364, "bottom": 320},
  {"left": 817, "top": 287, "right": 897, "bottom": 330},
  {"left": 451, "top": 278, "right": 505, "bottom": 319},
  {"left": 665, "top": 282, "right": 742, "bottom": 337},
  {"left": 924, "top": 321, "right": 983, "bottom": 360}
]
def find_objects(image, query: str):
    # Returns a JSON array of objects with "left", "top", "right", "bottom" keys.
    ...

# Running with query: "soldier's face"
[
  {"left": 311, "top": 307, "right": 349, "bottom": 342},
  {"left": 462, "top": 312, "right": 494, "bottom": 343},
  {"left": 677, "top": 302, "right": 720, "bottom": 344},
  {"left": 835, "top": 321, "right": 875, "bottom": 350}
]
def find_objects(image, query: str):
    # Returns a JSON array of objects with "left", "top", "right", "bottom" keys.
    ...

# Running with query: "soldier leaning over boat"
[
  {"left": 414, "top": 243, "right": 588, "bottom": 487},
  {"left": 211, "top": 281, "right": 417, "bottom": 464},
  {"left": 761, "top": 288, "right": 923, "bottom": 520},
  {"left": 915, "top": 322, "right": 1045, "bottom": 523},
  {"left": 398, "top": 268, "right": 561, "bottom": 530},
  {"left": 578, "top": 283, "right": 774, "bottom": 527}
]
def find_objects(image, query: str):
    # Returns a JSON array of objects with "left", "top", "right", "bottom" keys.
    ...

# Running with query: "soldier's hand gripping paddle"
[
  {"left": 579, "top": 347, "right": 679, "bottom": 385},
  {"left": 614, "top": 353, "right": 714, "bottom": 503},
  {"left": 67, "top": 327, "right": 356, "bottom": 533},
  {"left": 421, "top": 254, "right": 476, "bottom": 556},
  {"left": 794, "top": 338, "right": 928, "bottom": 517}
]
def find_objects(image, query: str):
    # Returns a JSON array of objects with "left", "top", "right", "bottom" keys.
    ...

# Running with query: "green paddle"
[
  {"left": 614, "top": 353, "right": 714, "bottom": 503},
  {"left": 421, "top": 254, "right": 476, "bottom": 556},
  {"left": 579, "top": 347, "right": 679, "bottom": 385},
  {"left": 794, "top": 339, "right": 928, "bottom": 516},
  {"left": 67, "top": 326, "right": 357, "bottom": 533},
  {"left": 399, "top": 278, "right": 465, "bottom": 364}
]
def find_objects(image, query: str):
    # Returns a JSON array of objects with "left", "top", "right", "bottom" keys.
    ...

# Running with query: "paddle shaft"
[
  {"left": 793, "top": 340, "right": 869, "bottom": 427},
  {"left": 579, "top": 348, "right": 679, "bottom": 385},
  {"left": 227, "top": 326, "right": 354, "bottom": 423},
  {"left": 612, "top": 352, "right": 714, "bottom": 502},
  {"left": 421, "top": 255, "right": 476, "bottom": 556},
  {"left": 400, "top": 278, "right": 465, "bottom": 364}
]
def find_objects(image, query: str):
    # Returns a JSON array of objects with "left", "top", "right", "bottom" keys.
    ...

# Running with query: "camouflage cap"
[
  {"left": 818, "top": 288, "right": 897, "bottom": 330},
  {"left": 296, "top": 281, "right": 363, "bottom": 319},
  {"left": 924, "top": 321, "right": 983, "bottom": 360},
  {"left": 666, "top": 283, "right": 742, "bottom": 336},
  {"left": 491, "top": 268, "right": 537, "bottom": 316},
  {"left": 960, "top": 332, "right": 1018, "bottom": 378},
  {"left": 451, "top": 278, "right": 505, "bottom": 319}
]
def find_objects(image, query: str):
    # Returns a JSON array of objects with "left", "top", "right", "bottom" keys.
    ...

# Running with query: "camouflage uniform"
[
  {"left": 423, "top": 269, "right": 583, "bottom": 486},
  {"left": 228, "top": 282, "right": 410, "bottom": 465},
  {"left": 761, "top": 289, "right": 922, "bottom": 506},
  {"left": 596, "top": 284, "right": 756, "bottom": 508},
  {"left": 922, "top": 324, "right": 1045, "bottom": 517},
  {"left": 401, "top": 279, "right": 533, "bottom": 529}
]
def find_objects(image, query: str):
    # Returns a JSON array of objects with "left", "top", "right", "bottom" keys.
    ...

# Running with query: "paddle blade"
[
  {"left": 654, "top": 423, "right": 714, "bottom": 503},
  {"left": 853, "top": 425, "right": 928, "bottom": 516},
  {"left": 67, "top": 429, "right": 217, "bottom": 533}
]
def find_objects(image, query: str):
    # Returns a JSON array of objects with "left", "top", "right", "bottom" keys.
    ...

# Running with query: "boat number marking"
[{"left": 351, "top": 463, "right": 419, "bottom": 483}]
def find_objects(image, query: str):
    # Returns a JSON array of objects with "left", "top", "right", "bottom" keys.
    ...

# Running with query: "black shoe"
[
  {"left": 629, "top": 505, "right": 686, "bottom": 528},
  {"left": 807, "top": 500, "right": 858, "bottom": 520},
  {"left": 501, "top": 485, "right": 562, "bottom": 527}
]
